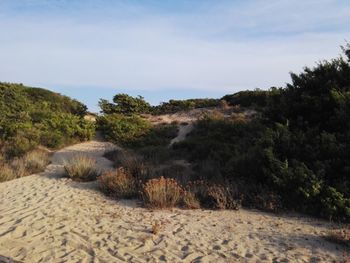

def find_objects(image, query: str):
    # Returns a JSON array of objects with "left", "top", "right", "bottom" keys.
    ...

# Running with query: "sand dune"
[{"left": 0, "top": 140, "right": 348, "bottom": 263}]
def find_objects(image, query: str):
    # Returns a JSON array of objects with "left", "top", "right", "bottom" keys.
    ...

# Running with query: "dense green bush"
[
  {"left": 99, "top": 94, "right": 151, "bottom": 115},
  {"left": 97, "top": 114, "right": 151, "bottom": 146},
  {"left": 175, "top": 44, "right": 350, "bottom": 221},
  {"left": 153, "top": 98, "right": 219, "bottom": 114},
  {"left": 0, "top": 82, "right": 95, "bottom": 160}
]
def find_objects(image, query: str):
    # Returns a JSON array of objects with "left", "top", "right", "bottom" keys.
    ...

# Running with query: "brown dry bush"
[
  {"left": 142, "top": 177, "right": 183, "bottom": 209},
  {"left": 64, "top": 155, "right": 100, "bottom": 181},
  {"left": 99, "top": 168, "right": 138, "bottom": 198}
]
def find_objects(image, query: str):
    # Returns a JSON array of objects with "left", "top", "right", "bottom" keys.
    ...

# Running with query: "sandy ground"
[{"left": 0, "top": 140, "right": 349, "bottom": 263}]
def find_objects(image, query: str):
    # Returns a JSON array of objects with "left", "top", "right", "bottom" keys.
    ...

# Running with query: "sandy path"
[{"left": 0, "top": 140, "right": 349, "bottom": 263}]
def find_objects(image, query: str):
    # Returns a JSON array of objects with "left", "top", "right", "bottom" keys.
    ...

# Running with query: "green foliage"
[
  {"left": 0, "top": 82, "right": 95, "bottom": 159},
  {"left": 222, "top": 88, "right": 282, "bottom": 108},
  {"left": 97, "top": 114, "right": 151, "bottom": 146},
  {"left": 99, "top": 94, "right": 151, "bottom": 114},
  {"left": 153, "top": 98, "right": 219, "bottom": 114},
  {"left": 175, "top": 45, "right": 350, "bottom": 221}
]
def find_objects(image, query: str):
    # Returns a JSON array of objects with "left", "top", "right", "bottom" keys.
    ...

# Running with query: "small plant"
[
  {"left": 151, "top": 220, "right": 163, "bottom": 235},
  {"left": 64, "top": 155, "right": 100, "bottom": 181},
  {"left": 142, "top": 177, "right": 183, "bottom": 209},
  {"left": 98, "top": 168, "right": 138, "bottom": 198},
  {"left": 325, "top": 226, "right": 350, "bottom": 247},
  {"left": 182, "top": 191, "right": 201, "bottom": 209}
]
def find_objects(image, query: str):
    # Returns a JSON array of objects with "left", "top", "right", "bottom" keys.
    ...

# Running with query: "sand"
[{"left": 0, "top": 140, "right": 349, "bottom": 263}]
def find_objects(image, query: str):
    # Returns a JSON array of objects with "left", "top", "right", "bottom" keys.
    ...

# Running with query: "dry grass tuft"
[
  {"left": 151, "top": 220, "right": 163, "bottom": 235},
  {"left": 64, "top": 155, "right": 100, "bottom": 181},
  {"left": 24, "top": 149, "right": 50, "bottom": 174},
  {"left": 325, "top": 226, "right": 350, "bottom": 247},
  {"left": 0, "top": 163, "right": 16, "bottom": 182},
  {"left": 182, "top": 191, "right": 201, "bottom": 209},
  {"left": 99, "top": 168, "right": 138, "bottom": 198},
  {"left": 142, "top": 177, "right": 183, "bottom": 209}
]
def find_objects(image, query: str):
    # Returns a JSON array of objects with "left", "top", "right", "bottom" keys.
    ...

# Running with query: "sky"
[{"left": 0, "top": 0, "right": 349, "bottom": 112}]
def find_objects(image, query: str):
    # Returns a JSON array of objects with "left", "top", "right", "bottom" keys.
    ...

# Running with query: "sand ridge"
[{"left": 0, "top": 140, "right": 349, "bottom": 262}]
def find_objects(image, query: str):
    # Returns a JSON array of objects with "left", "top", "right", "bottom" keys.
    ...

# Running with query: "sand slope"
[{"left": 0, "top": 140, "right": 349, "bottom": 263}]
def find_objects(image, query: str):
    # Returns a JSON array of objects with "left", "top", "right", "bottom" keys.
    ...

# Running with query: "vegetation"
[
  {"left": 64, "top": 155, "right": 100, "bottom": 181},
  {"left": 153, "top": 98, "right": 219, "bottom": 114},
  {"left": 99, "top": 168, "right": 137, "bottom": 198},
  {"left": 0, "top": 149, "right": 50, "bottom": 182},
  {"left": 0, "top": 83, "right": 95, "bottom": 159},
  {"left": 142, "top": 177, "right": 183, "bottom": 208},
  {"left": 175, "top": 44, "right": 350, "bottom": 220}
]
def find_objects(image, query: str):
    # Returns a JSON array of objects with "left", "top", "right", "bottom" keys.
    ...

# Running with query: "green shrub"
[
  {"left": 97, "top": 114, "right": 151, "bottom": 146},
  {"left": 64, "top": 155, "right": 100, "bottom": 181}
]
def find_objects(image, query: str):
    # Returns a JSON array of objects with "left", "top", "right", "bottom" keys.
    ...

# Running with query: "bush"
[
  {"left": 64, "top": 155, "right": 100, "bottom": 181},
  {"left": 97, "top": 114, "right": 151, "bottom": 146},
  {"left": 99, "top": 168, "right": 138, "bottom": 198},
  {"left": 142, "top": 177, "right": 183, "bottom": 208}
]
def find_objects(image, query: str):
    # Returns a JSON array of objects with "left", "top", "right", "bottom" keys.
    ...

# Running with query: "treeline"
[
  {"left": 0, "top": 83, "right": 95, "bottom": 158},
  {"left": 99, "top": 94, "right": 219, "bottom": 115}
]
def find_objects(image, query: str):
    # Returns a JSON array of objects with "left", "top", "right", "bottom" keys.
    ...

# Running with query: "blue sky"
[{"left": 0, "top": 0, "right": 349, "bottom": 112}]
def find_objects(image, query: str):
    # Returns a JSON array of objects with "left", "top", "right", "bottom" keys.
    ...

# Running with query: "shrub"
[
  {"left": 142, "top": 177, "right": 183, "bottom": 208},
  {"left": 97, "top": 114, "right": 151, "bottom": 146},
  {"left": 99, "top": 168, "right": 138, "bottom": 198},
  {"left": 64, "top": 155, "right": 100, "bottom": 181},
  {"left": 207, "top": 185, "right": 240, "bottom": 210},
  {"left": 23, "top": 149, "right": 50, "bottom": 174}
]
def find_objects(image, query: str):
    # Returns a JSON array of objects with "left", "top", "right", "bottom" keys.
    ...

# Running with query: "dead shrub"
[
  {"left": 207, "top": 185, "right": 240, "bottom": 210},
  {"left": 142, "top": 177, "right": 183, "bottom": 208},
  {"left": 186, "top": 181, "right": 240, "bottom": 210},
  {"left": 64, "top": 155, "right": 100, "bottom": 181},
  {"left": 99, "top": 168, "right": 138, "bottom": 198},
  {"left": 10, "top": 158, "right": 27, "bottom": 178}
]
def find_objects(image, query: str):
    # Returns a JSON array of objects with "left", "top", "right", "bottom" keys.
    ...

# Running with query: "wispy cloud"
[{"left": 0, "top": 0, "right": 349, "bottom": 96}]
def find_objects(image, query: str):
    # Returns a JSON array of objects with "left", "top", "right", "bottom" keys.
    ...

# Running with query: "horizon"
[{"left": 0, "top": 0, "right": 349, "bottom": 111}]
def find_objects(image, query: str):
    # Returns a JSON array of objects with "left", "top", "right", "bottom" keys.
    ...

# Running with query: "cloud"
[{"left": 0, "top": 0, "right": 349, "bottom": 95}]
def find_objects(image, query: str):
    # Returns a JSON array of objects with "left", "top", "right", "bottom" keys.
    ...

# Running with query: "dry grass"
[
  {"left": 24, "top": 149, "right": 50, "bottom": 174},
  {"left": 142, "top": 177, "right": 183, "bottom": 209},
  {"left": 325, "top": 226, "right": 350, "bottom": 247},
  {"left": 99, "top": 168, "right": 137, "bottom": 198},
  {"left": 182, "top": 191, "right": 201, "bottom": 209},
  {"left": 64, "top": 155, "right": 100, "bottom": 181},
  {"left": 0, "top": 163, "right": 16, "bottom": 182}
]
